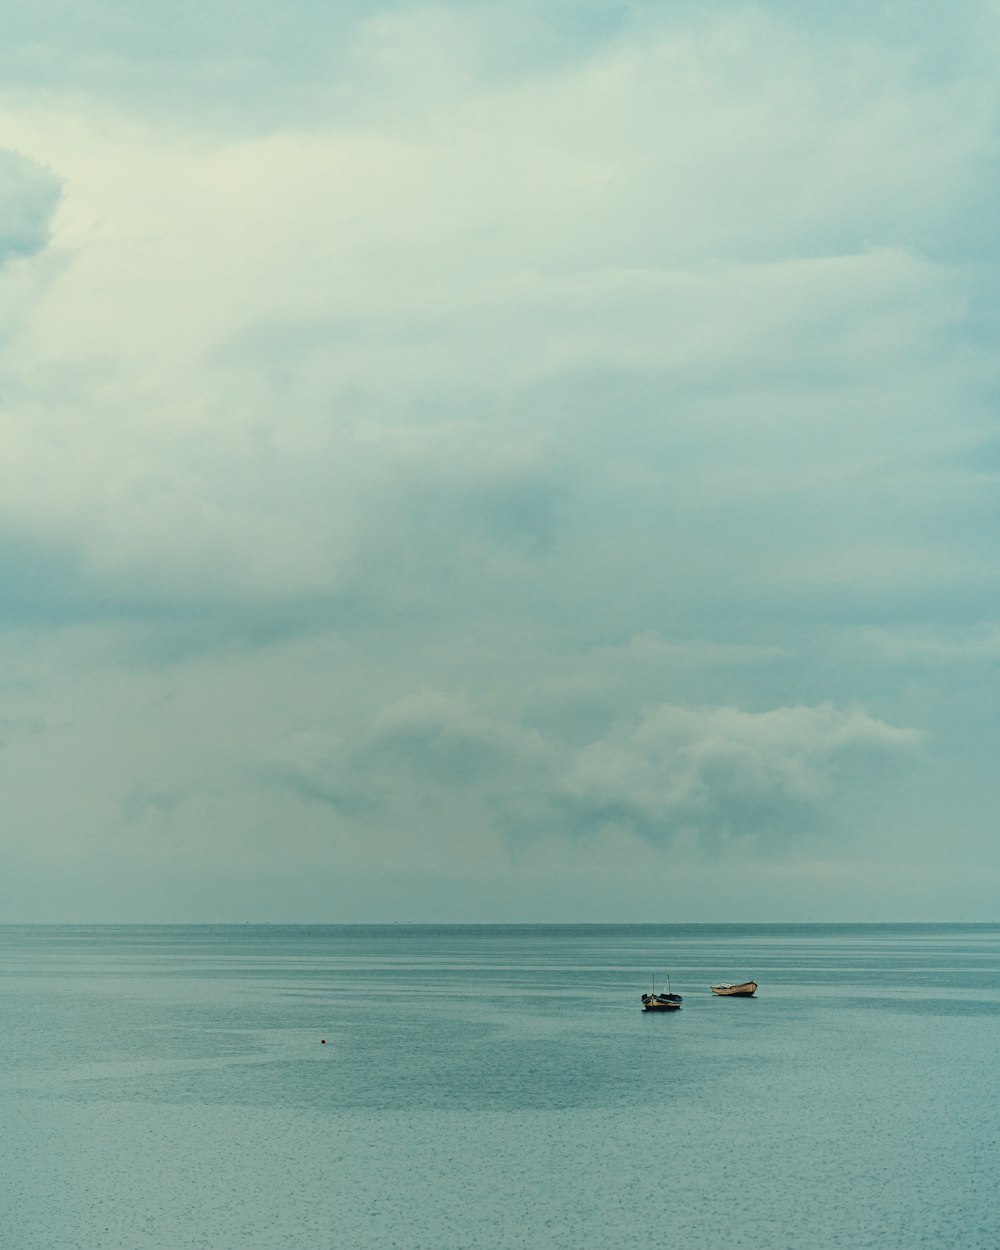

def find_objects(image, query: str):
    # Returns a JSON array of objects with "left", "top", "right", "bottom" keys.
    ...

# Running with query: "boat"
[
  {"left": 641, "top": 974, "right": 683, "bottom": 1011},
  {"left": 710, "top": 981, "right": 757, "bottom": 997}
]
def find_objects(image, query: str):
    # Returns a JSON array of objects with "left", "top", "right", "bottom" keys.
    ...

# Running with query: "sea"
[{"left": 2, "top": 923, "right": 998, "bottom": 1249}]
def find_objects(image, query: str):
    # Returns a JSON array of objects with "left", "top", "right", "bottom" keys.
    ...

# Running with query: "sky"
[{"left": 1, "top": 0, "right": 998, "bottom": 922}]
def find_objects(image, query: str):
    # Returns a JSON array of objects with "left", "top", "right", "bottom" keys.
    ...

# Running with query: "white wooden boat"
[{"left": 710, "top": 981, "right": 757, "bottom": 997}]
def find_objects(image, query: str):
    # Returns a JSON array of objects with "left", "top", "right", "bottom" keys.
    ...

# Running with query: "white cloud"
[
  {"left": 267, "top": 687, "right": 919, "bottom": 858},
  {"left": 560, "top": 703, "right": 920, "bottom": 843},
  {"left": 847, "top": 624, "right": 1000, "bottom": 665}
]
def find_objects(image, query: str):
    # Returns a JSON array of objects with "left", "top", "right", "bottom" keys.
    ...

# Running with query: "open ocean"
[{"left": 2, "top": 923, "right": 998, "bottom": 1249}]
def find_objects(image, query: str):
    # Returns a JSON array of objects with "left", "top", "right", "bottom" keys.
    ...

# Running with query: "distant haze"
[{"left": 1, "top": 1, "right": 998, "bottom": 921}]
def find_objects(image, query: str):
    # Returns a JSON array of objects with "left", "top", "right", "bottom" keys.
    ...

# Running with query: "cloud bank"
[{"left": 0, "top": 1, "right": 997, "bottom": 920}]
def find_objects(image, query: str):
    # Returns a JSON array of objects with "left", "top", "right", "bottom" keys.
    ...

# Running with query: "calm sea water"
[{"left": 2, "top": 923, "right": 998, "bottom": 1249}]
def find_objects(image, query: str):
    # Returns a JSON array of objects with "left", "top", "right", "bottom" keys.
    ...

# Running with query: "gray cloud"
[
  {"left": 0, "top": 2, "right": 997, "bottom": 919},
  {"left": 269, "top": 690, "right": 919, "bottom": 855},
  {"left": 0, "top": 149, "right": 60, "bottom": 263},
  {"left": 1, "top": 11, "right": 992, "bottom": 632}
]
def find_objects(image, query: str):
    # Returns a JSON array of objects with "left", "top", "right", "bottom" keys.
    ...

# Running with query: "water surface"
[{"left": 2, "top": 924, "right": 997, "bottom": 1248}]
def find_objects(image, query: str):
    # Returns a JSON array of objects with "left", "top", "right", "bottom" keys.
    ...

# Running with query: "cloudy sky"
[{"left": 1, "top": 0, "right": 998, "bottom": 922}]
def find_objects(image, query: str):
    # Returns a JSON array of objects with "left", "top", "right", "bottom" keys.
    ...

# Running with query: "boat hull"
[
  {"left": 710, "top": 981, "right": 757, "bottom": 997},
  {"left": 642, "top": 993, "right": 682, "bottom": 1011}
]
